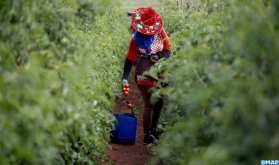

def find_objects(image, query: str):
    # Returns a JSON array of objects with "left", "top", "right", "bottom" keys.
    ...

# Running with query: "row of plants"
[
  {"left": 150, "top": 0, "right": 279, "bottom": 164},
  {"left": 0, "top": 0, "right": 130, "bottom": 164}
]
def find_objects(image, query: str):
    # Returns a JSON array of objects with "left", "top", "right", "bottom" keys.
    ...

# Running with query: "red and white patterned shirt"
[
  {"left": 137, "top": 33, "right": 164, "bottom": 55},
  {"left": 126, "top": 28, "right": 172, "bottom": 63}
]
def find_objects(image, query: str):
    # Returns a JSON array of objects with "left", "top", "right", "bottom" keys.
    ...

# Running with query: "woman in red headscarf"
[{"left": 122, "top": 6, "right": 172, "bottom": 144}]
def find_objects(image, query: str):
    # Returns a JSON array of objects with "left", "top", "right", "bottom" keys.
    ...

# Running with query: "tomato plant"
[
  {"left": 149, "top": 0, "right": 279, "bottom": 165},
  {"left": 0, "top": 0, "right": 130, "bottom": 164}
]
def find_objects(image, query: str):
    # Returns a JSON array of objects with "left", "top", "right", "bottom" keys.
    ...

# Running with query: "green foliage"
[
  {"left": 0, "top": 0, "right": 130, "bottom": 164},
  {"left": 151, "top": 0, "right": 279, "bottom": 164},
  {"left": 121, "top": 0, "right": 162, "bottom": 11}
]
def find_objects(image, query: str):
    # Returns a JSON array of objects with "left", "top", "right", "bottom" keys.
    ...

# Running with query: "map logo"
[{"left": 261, "top": 160, "right": 279, "bottom": 165}]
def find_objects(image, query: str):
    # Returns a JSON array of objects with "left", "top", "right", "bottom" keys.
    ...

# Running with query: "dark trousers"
[{"left": 138, "top": 85, "right": 165, "bottom": 130}]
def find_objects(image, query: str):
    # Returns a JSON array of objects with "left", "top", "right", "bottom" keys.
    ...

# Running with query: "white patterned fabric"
[{"left": 137, "top": 33, "right": 163, "bottom": 55}]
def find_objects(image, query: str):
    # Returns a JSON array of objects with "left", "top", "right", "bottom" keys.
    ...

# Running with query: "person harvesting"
[{"left": 122, "top": 6, "right": 172, "bottom": 144}]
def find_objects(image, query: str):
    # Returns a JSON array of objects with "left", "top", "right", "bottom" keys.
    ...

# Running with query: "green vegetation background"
[
  {"left": 149, "top": 0, "right": 279, "bottom": 164},
  {"left": 0, "top": 0, "right": 130, "bottom": 164},
  {"left": 1, "top": 0, "right": 279, "bottom": 165},
  {"left": 122, "top": 0, "right": 162, "bottom": 11}
]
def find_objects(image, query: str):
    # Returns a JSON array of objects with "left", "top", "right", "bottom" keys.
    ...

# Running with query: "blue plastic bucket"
[{"left": 110, "top": 101, "right": 137, "bottom": 145}]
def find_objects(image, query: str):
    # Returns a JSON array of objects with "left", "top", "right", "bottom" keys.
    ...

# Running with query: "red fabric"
[
  {"left": 126, "top": 38, "right": 138, "bottom": 63},
  {"left": 130, "top": 7, "right": 163, "bottom": 35},
  {"left": 140, "top": 7, "right": 157, "bottom": 26},
  {"left": 161, "top": 28, "right": 172, "bottom": 51},
  {"left": 137, "top": 81, "right": 163, "bottom": 86},
  {"left": 126, "top": 28, "right": 172, "bottom": 64}
]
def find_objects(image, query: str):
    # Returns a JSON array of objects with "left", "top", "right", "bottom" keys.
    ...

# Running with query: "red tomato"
[
  {"left": 126, "top": 88, "right": 129, "bottom": 92},
  {"left": 124, "top": 84, "right": 130, "bottom": 88},
  {"left": 123, "top": 91, "right": 129, "bottom": 96},
  {"left": 127, "top": 104, "right": 132, "bottom": 108},
  {"left": 122, "top": 88, "right": 127, "bottom": 92}
]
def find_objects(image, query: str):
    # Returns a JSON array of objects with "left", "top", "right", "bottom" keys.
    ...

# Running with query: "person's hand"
[{"left": 122, "top": 79, "right": 128, "bottom": 88}]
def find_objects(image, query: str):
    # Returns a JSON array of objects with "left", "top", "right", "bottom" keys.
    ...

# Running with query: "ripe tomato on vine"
[
  {"left": 122, "top": 84, "right": 130, "bottom": 96},
  {"left": 123, "top": 91, "right": 129, "bottom": 96}
]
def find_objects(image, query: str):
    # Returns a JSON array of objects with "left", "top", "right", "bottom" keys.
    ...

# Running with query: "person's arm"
[
  {"left": 122, "top": 58, "right": 133, "bottom": 81},
  {"left": 122, "top": 38, "right": 138, "bottom": 86},
  {"left": 161, "top": 50, "right": 171, "bottom": 59},
  {"left": 161, "top": 28, "right": 172, "bottom": 60},
  {"left": 161, "top": 28, "right": 172, "bottom": 51}
]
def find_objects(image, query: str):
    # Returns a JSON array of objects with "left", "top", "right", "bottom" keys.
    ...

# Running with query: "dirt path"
[{"left": 106, "top": 66, "right": 152, "bottom": 165}]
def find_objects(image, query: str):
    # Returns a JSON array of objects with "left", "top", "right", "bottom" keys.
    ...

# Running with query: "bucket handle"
[{"left": 116, "top": 100, "right": 135, "bottom": 116}]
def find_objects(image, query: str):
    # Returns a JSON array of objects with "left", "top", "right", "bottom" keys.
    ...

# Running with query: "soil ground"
[{"left": 106, "top": 66, "right": 152, "bottom": 165}]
